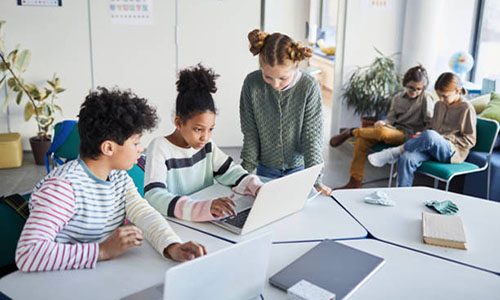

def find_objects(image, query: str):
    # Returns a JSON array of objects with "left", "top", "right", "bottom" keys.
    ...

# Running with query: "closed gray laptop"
[{"left": 269, "top": 240, "right": 385, "bottom": 300}]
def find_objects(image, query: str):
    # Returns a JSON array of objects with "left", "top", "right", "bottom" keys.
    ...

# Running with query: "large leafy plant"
[
  {"left": 0, "top": 20, "right": 64, "bottom": 141},
  {"left": 342, "top": 49, "right": 402, "bottom": 120}
]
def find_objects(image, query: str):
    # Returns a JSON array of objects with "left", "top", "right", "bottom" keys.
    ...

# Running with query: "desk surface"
[
  {"left": 170, "top": 193, "right": 367, "bottom": 243},
  {"left": 0, "top": 222, "right": 231, "bottom": 300},
  {"left": 264, "top": 239, "right": 500, "bottom": 299},
  {"left": 332, "top": 187, "right": 500, "bottom": 274}
]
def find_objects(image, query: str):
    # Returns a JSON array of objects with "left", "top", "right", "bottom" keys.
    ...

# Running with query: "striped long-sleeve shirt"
[
  {"left": 15, "top": 159, "right": 181, "bottom": 272},
  {"left": 144, "top": 138, "right": 262, "bottom": 221}
]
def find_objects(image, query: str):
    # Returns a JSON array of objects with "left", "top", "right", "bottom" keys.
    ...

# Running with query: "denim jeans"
[
  {"left": 256, "top": 164, "right": 304, "bottom": 180},
  {"left": 398, "top": 130, "right": 454, "bottom": 187}
]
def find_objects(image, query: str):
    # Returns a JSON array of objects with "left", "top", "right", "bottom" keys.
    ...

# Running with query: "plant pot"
[
  {"left": 29, "top": 136, "right": 51, "bottom": 165},
  {"left": 361, "top": 117, "right": 377, "bottom": 128}
]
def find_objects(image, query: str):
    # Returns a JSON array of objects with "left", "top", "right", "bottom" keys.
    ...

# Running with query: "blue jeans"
[
  {"left": 398, "top": 130, "right": 454, "bottom": 187},
  {"left": 256, "top": 164, "right": 304, "bottom": 180}
]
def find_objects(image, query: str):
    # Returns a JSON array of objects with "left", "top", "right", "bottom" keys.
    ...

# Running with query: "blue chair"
[
  {"left": 45, "top": 120, "right": 80, "bottom": 173},
  {"left": 416, "top": 118, "right": 499, "bottom": 199}
]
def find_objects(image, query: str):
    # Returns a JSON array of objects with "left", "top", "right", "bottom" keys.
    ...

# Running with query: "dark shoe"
[
  {"left": 333, "top": 177, "right": 362, "bottom": 190},
  {"left": 329, "top": 128, "right": 353, "bottom": 147}
]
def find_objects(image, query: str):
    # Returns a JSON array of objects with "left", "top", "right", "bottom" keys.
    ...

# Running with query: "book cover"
[{"left": 422, "top": 212, "right": 467, "bottom": 250}]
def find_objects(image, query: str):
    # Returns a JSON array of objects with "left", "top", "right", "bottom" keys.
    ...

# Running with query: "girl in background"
[
  {"left": 368, "top": 72, "right": 476, "bottom": 187},
  {"left": 330, "top": 65, "right": 434, "bottom": 189},
  {"left": 240, "top": 29, "right": 331, "bottom": 195},
  {"left": 145, "top": 64, "right": 262, "bottom": 221}
]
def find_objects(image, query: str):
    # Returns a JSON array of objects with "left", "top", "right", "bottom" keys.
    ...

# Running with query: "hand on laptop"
[
  {"left": 98, "top": 225, "right": 144, "bottom": 261},
  {"left": 164, "top": 241, "right": 207, "bottom": 262},
  {"left": 210, "top": 197, "right": 237, "bottom": 218}
]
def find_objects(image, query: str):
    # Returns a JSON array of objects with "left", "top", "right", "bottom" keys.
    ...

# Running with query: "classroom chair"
[
  {"left": 45, "top": 120, "right": 80, "bottom": 173},
  {"left": 127, "top": 156, "right": 146, "bottom": 197},
  {"left": 415, "top": 118, "right": 499, "bottom": 199},
  {"left": 371, "top": 143, "right": 397, "bottom": 187}
]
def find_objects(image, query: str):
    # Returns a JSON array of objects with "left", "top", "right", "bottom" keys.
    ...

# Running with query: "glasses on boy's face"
[{"left": 405, "top": 85, "right": 423, "bottom": 92}]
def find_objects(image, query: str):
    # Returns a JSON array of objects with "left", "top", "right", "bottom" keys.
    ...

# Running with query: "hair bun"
[
  {"left": 288, "top": 42, "right": 312, "bottom": 62},
  {"left": 248, "top": 29, "right": 269, "bottom": 56},
  {"left": 176, "top": 64, "right": 219, "bottom": 94}
]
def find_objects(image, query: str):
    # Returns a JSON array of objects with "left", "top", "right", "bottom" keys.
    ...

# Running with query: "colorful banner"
[{"left": 110, "top": 0, "right": 153, "bottom": 25}]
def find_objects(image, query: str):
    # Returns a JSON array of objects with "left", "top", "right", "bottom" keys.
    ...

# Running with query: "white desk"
[
  {"left": 332, "top": 187, "right": 500, "bottom": 274},
  {"left": 0, "top": 222, "right": 231, "bottom": 300},
  {"left": 264, "top": 239, "right": 500, "bottom": 299},
  {"left": 170, "top": 193, "right": 367, "bottom": 243}
]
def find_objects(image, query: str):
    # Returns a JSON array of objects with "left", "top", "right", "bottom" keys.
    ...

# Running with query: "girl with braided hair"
[{"left": 240, "top": 29, "right": 332, "bottom": 195}]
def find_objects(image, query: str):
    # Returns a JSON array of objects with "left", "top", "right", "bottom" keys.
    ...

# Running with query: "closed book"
[{"left": 422, "top": 212, "right": 467, "bottom": 250}]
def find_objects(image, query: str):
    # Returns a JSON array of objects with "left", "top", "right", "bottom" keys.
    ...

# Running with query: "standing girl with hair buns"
[
  {"left": 240, "top": 29, "right": 332, "bottom": 195},
  {"left": 368, "top": 72, "right": 476, "bottom": 187},
  {"left": 144, "top": 64, "right": 263, "bottom": 222}
]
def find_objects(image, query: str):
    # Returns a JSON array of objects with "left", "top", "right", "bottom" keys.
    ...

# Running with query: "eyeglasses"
[{"left": 405, "top": 86, "right": 423, "bottom": 92}]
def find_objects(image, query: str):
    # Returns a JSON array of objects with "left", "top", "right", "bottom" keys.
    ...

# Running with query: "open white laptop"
[
  {"left": 197, "top": 164, "right": 323, "bottom": 235},
  {"left": 122, "top": 233, "right": 272, "bottom": 300}
]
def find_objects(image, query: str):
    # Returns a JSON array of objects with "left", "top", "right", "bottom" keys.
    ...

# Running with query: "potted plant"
[
  {"left": 342, "top": 49, "right": 402, "bottom": 127},
  {"left": 0, "top": 20, "right": 65, "bottom": 165}
]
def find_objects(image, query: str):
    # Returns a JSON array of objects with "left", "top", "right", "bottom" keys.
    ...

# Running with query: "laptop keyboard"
[{"left": 221, "top": 208, "right": 251, "bottom": 228}]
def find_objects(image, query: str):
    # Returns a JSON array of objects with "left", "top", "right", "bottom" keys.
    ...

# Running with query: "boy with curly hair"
[{"left": 15, "top": 87, "right": 206, "bottom": 272}]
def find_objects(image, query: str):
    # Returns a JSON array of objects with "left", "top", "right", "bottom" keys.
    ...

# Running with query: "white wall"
[
  {"left": 1, "top": 0, "right": 261, "bottom": 149},
  {"left": 264, "top": 0, "right": 309, "bottom": 42},
  {"left": 89, "top": 0, "right": 177, "bottom": 148},
  {"left": 0, "top": 1, "right": 93, "bottom": 149},
  {"left": 401, "top": 0, "right": 476, "bottom": 86},
  {"left": 332, "top": 0, "right": 406, "bottom": 132},
  {"left": 177, "top": 0, "right": 260, "bottom": 146}
]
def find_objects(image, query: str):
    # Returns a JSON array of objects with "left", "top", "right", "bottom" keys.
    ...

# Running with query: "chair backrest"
[
  {"left": 471, "top": 118, "right": 500, "bottom": 154},
  {"left": 45, "top": 120, "right": 80, "bottom": 173},
  {"left": 127, "top": 163, "right": 145, "bottom": 197}
]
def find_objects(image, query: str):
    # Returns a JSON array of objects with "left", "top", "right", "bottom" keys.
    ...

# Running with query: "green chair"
[
  {"left": 127, "top": 156, "right": 146, "bottom": 197},
  {"left": 416, "top": 118, "right": 499, "bottom": 199}
]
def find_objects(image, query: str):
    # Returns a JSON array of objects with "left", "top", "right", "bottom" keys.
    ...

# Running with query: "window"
[{"left": 471, "top": 0, "right": 500, "bottom": 84}]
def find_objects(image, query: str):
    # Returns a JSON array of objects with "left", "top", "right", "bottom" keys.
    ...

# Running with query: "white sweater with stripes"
[
  {"left": 144, "top": 138, "right": 262, "bottom": 222},
  {"left": 15, "top": 159, "right": 181, "bottom": 272}
]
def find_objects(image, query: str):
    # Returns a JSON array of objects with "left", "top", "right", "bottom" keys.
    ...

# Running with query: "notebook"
[
  {"left": 203, "top": 164, "right": 323, "bottom": 235},
  {"left": 122, "top": 233, "right": 272, "bottom": 300},
  {"left": 422, "top": 212, "right": 467, "bottom": 250},
  {"left": 269, "top": 240, "right": 385, "bottom": 300}
]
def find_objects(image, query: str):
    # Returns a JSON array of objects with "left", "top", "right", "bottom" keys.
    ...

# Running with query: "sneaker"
[
  {"left": 329, "top": 128, "right": 353, "bottom": 147},
  {"left": 368, "top": 147, "right": 400, "bottom": 167}
]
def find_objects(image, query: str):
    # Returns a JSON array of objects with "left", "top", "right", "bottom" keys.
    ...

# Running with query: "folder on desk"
[{"left": 269, "top": 240, "right": 385, "bottom": 300}]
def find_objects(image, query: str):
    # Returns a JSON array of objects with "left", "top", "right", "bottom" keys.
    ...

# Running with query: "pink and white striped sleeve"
[
  {"left": 15, "top": 178, "right": 99, "bottom": 272},
  {"left": 173, "top": 196, "right": 214, "bottom": 222}
]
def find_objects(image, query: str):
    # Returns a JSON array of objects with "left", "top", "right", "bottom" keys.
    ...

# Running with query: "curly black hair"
[
  {"left": 175, "top": 63, "right": 219, "bottom": 122},
  {"left": 78, "top": 87, "right": 158, "bottom": 159}
]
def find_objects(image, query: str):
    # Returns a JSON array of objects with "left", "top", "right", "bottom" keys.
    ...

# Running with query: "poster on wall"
[{"left": 109, "top": 0, "right": 153, "bottom": 25}]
